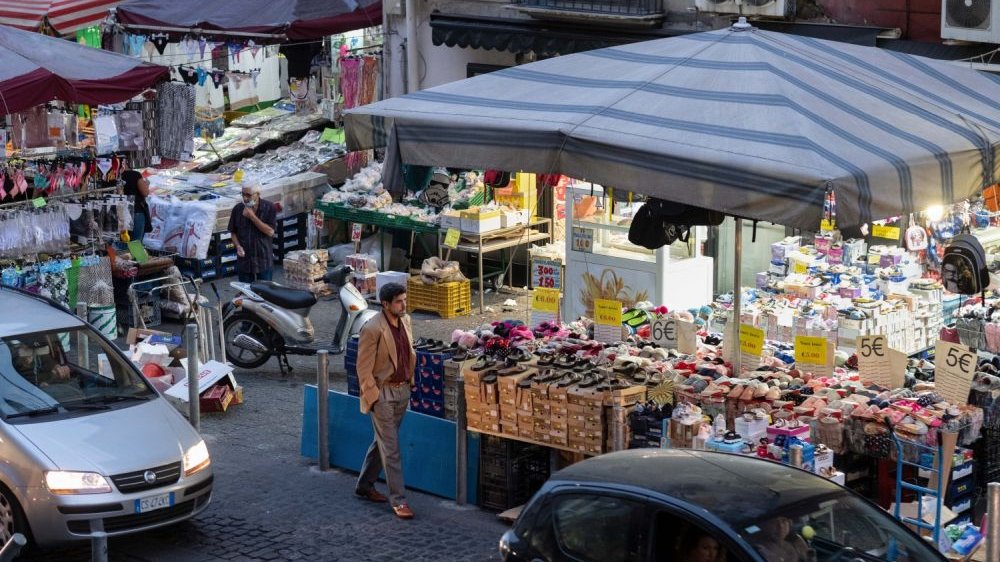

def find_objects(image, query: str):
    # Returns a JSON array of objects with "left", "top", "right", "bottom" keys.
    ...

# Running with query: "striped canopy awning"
[
  {"left": 0, "top": 0, "right": 118, "bottom": 35},
  {"left": 346, "top": 26, "right": 1000, "bottom": 230}
]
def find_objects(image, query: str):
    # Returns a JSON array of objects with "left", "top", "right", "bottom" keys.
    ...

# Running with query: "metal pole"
[
  {"left": 217, "top": 300, "right": 227, "bottom": 364},
  {"left": 76, "top": 302, "right": 89, "bottom": 368},
  {"left": 317, "top": 350, "right": 330, "bottom": 471},
  {"left": 185, "top": 323, "right": 200, "bottom": 432},
  {"left": 456, "top": 375, "right": 467, "bottom": 505},
  {"left": 204, "top": 307, "right": 216, "bottom": 361},
  {"left": 988, "top": 482, "right": 1000, "bottom": 562},
  {"left": 732, "top": 218, "right": 743, "bottom": 376},
  {"left": 90, "top": 519, "right": 107, "bottom": 562},
  {"left": 0, "top": 534, "right": 26, "bottom": 562},
  {"left": 612, "top": 403, "right": 625, "bottom": 451}
]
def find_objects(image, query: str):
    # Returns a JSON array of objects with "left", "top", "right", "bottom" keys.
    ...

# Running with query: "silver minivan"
[{"left": 0, "top": 287, "right": 212, "bottom": 547}]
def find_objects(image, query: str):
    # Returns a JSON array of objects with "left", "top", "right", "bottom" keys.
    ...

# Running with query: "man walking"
[
  {"left": 228, "top": 183, "right": 276, "bottom": 283},
  {"left": 355, "top": 282, "right": 416, "bottom": 519}
]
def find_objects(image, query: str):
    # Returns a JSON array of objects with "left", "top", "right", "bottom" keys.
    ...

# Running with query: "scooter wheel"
[{"left": 224, "top": 312, "right": 274, "bottom": 369}]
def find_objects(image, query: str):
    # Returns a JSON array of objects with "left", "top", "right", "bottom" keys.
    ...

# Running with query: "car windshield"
[
  {"left": 739, "top": 490, "right": 942, "bottom": 562},
  {"left": 0, "top": 327, "right": 154, "bottom": 420}
]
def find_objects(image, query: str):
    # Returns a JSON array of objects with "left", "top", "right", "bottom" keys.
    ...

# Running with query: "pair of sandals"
[{"left": 414, "top": 338, "right": 448, "bottom": 353}]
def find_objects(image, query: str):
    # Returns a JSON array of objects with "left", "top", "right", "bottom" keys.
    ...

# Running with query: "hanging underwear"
[
  {"left": 96, "top": 158, "right": 112, "bottom": 180},
  {"left": 248, "top": 40, "right": 260, "bottom": 59},
  {"left": 196, "top": 67, "right": 208, "bottom": 87},
  {"left": 182, "top": 37, "right": 199, "bottom": 61},
  {"left": 126, "top": 34, "right": 146, "bottom": 57},
  {"left": 250, "top": 69, "right": 260, "bottom": 88},
  {"left": 198, "top": 37, "right": 210, "bottom": 59},
  {"left": 178, "top": 66, "right": 199, "bottom": 86},
  {"left": 150, "top": 33, "right": 169, "bottom": 55},
  {"left": 210, "top": 70, "right": 226, "bottom": 88},
  {"left": 229, "top": 41, "right": 241, "bottom": 63}
]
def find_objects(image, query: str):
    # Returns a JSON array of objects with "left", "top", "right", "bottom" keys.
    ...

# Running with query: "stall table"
[
  {"left": 438, "top": 218, "right": 552, "bottom": 313},
  {"left": 315, "top": 200, "right": 439, "bottom": 270}
]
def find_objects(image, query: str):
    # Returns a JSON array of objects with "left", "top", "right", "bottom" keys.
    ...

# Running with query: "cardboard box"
[
  {"left": 460, "top": 209, "right": 502, "bottom": 234},
  {"left": 164, "top": 360, "right": 237, "bottom": 407},
  {"left": 126, "top": 327, "right": 173, "bottom": 346},
  {"left": 199, "top": 383, "right": 234, "bottom": 413}
]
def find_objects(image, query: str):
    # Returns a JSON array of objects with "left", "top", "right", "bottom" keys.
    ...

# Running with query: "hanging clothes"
[{"left": 156, "top": 82, "right": 195, "bottom": 160}]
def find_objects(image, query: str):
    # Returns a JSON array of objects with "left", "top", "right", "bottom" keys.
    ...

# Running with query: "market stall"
[{"left": 334, "top": 21, "right": 1000, "bottom": 551}]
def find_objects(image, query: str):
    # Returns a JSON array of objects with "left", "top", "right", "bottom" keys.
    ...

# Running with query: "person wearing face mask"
[{"left": 228, "top": 183, "right": 277, "bottom": 283}]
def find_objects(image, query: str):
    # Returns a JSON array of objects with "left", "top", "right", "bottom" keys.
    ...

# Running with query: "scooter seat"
[{"left": 251, "top": 281, "right": 317, "bottom": 309}]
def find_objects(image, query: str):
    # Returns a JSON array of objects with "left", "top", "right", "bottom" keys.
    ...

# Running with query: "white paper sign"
[
  {"left": 651, "top": 317, "right": 677, "bottom": 349},
  {"left": 935, "top": 340, "right": 976, "bottom": 406},
  {"left": 677, "top": 320, "right": 698, "bottom": 355}
]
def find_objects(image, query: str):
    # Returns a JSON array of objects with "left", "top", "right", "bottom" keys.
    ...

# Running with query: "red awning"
[
  {"left": 0, "top": 23, "right": 168, "bottom": 114},
  {"left": 0, "top": 0, "right": 120, "bottom": 35}
]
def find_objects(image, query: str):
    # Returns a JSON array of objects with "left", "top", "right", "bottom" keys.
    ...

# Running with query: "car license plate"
[{"left": 134, "top": 492, "right": 174, "bottom": 514}]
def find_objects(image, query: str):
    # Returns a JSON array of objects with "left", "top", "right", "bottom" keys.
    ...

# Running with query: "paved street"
[{"left": 23, "top": 270, "right": 528, "bottom": 561}]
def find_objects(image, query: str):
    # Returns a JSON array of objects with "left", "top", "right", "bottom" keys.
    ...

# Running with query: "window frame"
[{"left": 541, "top": 486, "right": 653, "bottom": 562}]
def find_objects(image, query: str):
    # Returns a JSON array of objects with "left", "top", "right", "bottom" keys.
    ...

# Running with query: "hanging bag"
[
  {"left": 942, "top": 232, "right": 990, "bottom": 295},
  {"left": 905, "top": 215, "right": 928, "bottom": 251}
]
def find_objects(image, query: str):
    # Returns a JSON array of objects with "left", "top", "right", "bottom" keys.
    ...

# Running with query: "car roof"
[
  {"left": 551, "top": 449, "right": 846, "bottom": 526},
  {"left": 0, "top": 287, "right": 84, "bottom": 337}
]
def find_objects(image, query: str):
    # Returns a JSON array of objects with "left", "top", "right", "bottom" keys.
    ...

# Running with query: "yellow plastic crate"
[{"left": 407, "top": 276, "right": 471, "bottom": 318}]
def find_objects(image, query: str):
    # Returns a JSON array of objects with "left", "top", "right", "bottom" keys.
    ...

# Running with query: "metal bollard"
[
  {"left": 217, "top": 301, "right": 227, "bottom": 364},
  {"left": 90, "top": 519, "right": 107, "bottom": 562},
  {"left": 456, "top": 375, "right": 467, "bottom": 505},
  {"left": 611, "top": 403, "right": 625, "bottom": 451},
  {"left": 186, "top": 323, "right": 200, "bottom": 432},
  {"left": 317, "top": 350, "right": 330, "bottom": 471},
  {"left": 76, "top": 302, "right": 89, "bottom": 367},
  {"left": 988, "top": 482, "right": 1000, "bottom": 562},
  {"left": 203, "top": 307, "right": 216, "bottom": 361},
  {"left": 0, "top": 533, "right": 26, "bottom": 562}
]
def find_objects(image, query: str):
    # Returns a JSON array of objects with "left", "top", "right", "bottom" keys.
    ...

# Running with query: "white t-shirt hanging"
[{"left": 93, "top": 115, "right": 119, "bottom": 155}]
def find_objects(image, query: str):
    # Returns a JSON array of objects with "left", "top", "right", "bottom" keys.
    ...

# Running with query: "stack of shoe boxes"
[
  {"left": 605, "top": 387, "right": 647, "bottom": 452},
  {"left": 442, "top": 360, "right": 461, "bottom": 420},
  {"left": 548, "top": 384, "right": 570, "bottom": 447},
  {"left": 410, "top": 350, "right": 451, "bottom": 418},
  {"left": 531, "top": 380, "right": 551, "bottom": 444},
  {"left": 464, "top": 366, "right": 500, "bottom": 433},
  {"left": 498, "top": 371, "right": 534, "bottom": 438},
  {"left": 345, "top": 336, "right": 360, "bottom": 397},
  {"left": 567, "top": 387, "right": 605, "bottom": 455}
]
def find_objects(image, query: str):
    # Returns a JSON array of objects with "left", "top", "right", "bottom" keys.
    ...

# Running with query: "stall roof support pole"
[{"left": 732, "top": 217, "right": 742, "bottom": 376}]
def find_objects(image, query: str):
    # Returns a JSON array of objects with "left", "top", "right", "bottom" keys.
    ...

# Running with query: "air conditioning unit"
[
  {"left": 694, "top": 0, "right": 788, "bottom": 17},
  {"left": 941, "top": 0, "right": 1000, "bottom": 43}
]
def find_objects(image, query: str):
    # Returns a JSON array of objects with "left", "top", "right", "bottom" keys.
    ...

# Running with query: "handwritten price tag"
[
  {"left": 443, "top": 228, "right": 460, "bottom": 249},
  {"left": 856, "top": 335, "right": 895, "bottom": 388},
  {"left": 532, "top": 288, "right": 560, "bottom": 314},
  {"left": 31, "top": 197, "right": 46, "bottom": 208},
  {"left": 571, "top": 227, "right": 593, "bottom": 253},
  {"left": 792, "top": 261, "right": 808, "bottom": 274},
  {"left": 820, "top": 219, "right": 835, "bottom": 232},
  {"left": 351, "top": 223, "right": 363, "bottom": 242},
  {"left": 532, "top": 258, "right": 561, "bottom": 289},
  {"left": 651, "top": 317, "right": 677, "bottom": 349},
  {"left": 935, "top": 340, "right": 976, "bottom": 406}
]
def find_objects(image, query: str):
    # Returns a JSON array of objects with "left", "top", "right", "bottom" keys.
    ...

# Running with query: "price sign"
[
  {"left": 739, "top": 324, "right": 765, "bottom": 356},
  {"left": 792, "top": 261, "right": 808, "bottom": 274},
  {"left": 677, "top": 320, "right": 698, "bottom": 355},
  {"left": 935, "top": 340, "right": 976, "bottom": 406},
  {"left": 872, "top": 224, "right": 901, "bottom": 240},
  {"left": 532, "top": 258, "right": 562, "bottom": 290},
  {"left": 532, "top": 288, "right": 560, "bottom": 313},
  {"left": 31, "top": 197, "right": 46, "bottom": 208},
  {"left": 795, "top": 335, "right": 833, "bottom": 376},
  {"left": 443, "top": 228, "right": 460, "bottom": 249},
  {"left": 820, "top": 219, "right": 835, "bottom": 232},
  {"left": 312, "top": 209, "right": 324, "bottom": 229},
  {"left": 856, "top": 335, "right": 896, "bottom": 388},
  {"left": 531, "top": 288, "right": 560, "bottom": 329},
  {"left": 351, "top": 223, "right": 363, "bottom": 242},
  {"left": 572, "top": 227, "right": 594, "bottom": 253},
  {"left": 651, "top": 317, "right": 677, "bottom": 349},
  {"left": 593, "top": 299, "right": 623, "bottom": 343}
]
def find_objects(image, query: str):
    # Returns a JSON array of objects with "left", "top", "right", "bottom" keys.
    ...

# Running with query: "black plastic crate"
[{"left": 477, "top": 434, "right": 550, "bottom": 511}]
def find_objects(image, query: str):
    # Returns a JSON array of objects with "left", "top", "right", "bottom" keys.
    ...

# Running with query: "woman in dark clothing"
[{"left": 121, "top": 169, "right": 152, "bottom": 242}]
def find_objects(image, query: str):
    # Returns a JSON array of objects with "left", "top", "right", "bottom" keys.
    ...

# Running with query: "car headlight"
[
  {"left": 183, "top": 440, "right": 211, "bottom": 477},
  {"left": 45, "top": 471, "right": 112, "bottom": 495}
]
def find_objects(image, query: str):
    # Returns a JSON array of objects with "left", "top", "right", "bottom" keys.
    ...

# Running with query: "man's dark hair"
[{"left": 379, "top": 282, "right": 407, "bottom": 306}]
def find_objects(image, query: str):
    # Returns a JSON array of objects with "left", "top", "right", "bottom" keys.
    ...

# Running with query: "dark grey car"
[{"left": 500, "top": 449, "right": 945, "bottom": 562}]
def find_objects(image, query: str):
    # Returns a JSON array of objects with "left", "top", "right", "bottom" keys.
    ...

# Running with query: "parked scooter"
[{"left": 222, "top": 264, "right": 378, "bottom": 373}]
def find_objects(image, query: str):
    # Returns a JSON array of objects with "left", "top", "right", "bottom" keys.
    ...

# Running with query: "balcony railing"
[{"left": 514, "top": 0, "right": 663, "bottom": 17}]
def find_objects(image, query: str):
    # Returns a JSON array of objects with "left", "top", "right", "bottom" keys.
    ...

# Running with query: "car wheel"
[{"left": 0, "top": 485, "right": 30, "bottom": 549}]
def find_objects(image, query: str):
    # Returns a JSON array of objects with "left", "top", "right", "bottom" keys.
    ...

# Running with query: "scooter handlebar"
[{"left": 324, "top": 265, "right": 353, "bottom": 286}]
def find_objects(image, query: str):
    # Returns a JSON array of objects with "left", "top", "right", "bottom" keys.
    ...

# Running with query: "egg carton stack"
[{"left": 283, "top": 249, "right": 330, "bottom": 295}]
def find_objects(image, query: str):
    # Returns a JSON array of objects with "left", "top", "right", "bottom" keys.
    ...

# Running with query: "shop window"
[{"left": 550, "top": 493, "right": 645, "bottom": 562}]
